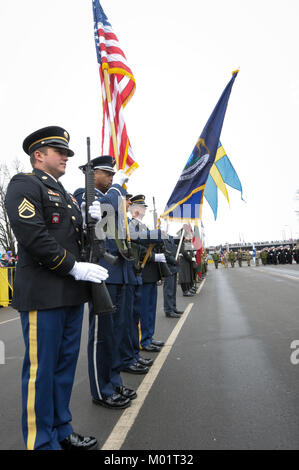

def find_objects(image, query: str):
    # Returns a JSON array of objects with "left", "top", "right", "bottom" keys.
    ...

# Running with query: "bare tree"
[{"left": 0, "top": 159, "right": 24, "bottom": 255}]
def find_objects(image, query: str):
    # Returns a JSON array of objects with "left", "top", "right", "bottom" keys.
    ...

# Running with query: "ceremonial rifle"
[{"left": 81, "top": 137, "right": 116, "bottom": 315}]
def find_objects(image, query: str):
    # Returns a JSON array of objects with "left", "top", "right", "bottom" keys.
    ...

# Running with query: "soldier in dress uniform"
[
  {"left": 121, "top": 194, "right": 154, "bottom": 374},
  {"left": 162, "top": 234, "right": 183, "bottom": 318},
  {"left": 285, "top": 245, "right": 293, "bottom": 264},
  {"left": 125, "top": 196, "right": 165, "bottom": 367},
  {"left": 267, "top": 248, "right": 273, "bottom": 264},
  {"left": 5, "top": 126, "right": 109, "bottom": 450},
  {"left": 272, "top": 246, "right": 277, "bottom": 264},
  {"left": 74, "top": 156, "right": 139, "bottom": 409},
  {"left": 178, "top": 236, "right": 195, "bottom": 296},
  {"left": 129, "top": 195, "right": 166, "bottom": 352},
  {"left": 277, "top": 246, "right": 283, "bottom": 264}
]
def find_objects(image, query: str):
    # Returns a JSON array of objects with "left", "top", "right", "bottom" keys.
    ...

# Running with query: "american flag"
[{"left": 92, "top": 0, "right": 138, "bottom": 175}]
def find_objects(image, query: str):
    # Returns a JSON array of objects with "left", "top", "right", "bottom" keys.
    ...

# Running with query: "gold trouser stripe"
[
  {"left": 138, "top": 320, "right": 143, "bottom": 350},
  {"left": 27, "top": 310, "right": 38, "bottom": 450}
]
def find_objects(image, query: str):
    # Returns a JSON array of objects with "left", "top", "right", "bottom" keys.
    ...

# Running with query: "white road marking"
[
  {"left": 256, "top": 268, "right": 299, "bottom": 282},
  {"left": 0, "top": 316, "right": 19, "bottom": 326}
]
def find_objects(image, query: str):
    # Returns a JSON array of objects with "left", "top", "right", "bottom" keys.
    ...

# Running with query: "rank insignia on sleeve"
[{"left": 18, "top": 198, "right": 36, "bottom": 218}]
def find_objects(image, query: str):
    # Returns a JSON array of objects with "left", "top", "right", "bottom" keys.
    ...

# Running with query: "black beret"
[
  {"left": 130, "top": 194, "right": 148, "bottom": 207},
  {"left": 23, "top": 126, "right": 74, "bottom": 156},
  {"left": 79, "top": 155, "right": 116, "bottom": 174}
]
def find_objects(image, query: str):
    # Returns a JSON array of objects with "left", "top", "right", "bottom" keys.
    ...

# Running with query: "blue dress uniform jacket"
[
  {"left": 5, "top": 169, "right": 90, "bottom": 310},
  {"left": 74, "top": 186, "right": 129, "bottom": 283}
]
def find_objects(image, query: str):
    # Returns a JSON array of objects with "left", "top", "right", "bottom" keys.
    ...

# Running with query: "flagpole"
[
  {"left": 103, "top": 68, "right": 131, "bottom": 248},
  {"left": 141, "top": 244, "right": 154, "bottom": 269},
  {"left": 175, "top": 229, "right": 185, "bottom": 261},
  {"left": 103, "top": 68, "right": 119, "bottom": 169}
]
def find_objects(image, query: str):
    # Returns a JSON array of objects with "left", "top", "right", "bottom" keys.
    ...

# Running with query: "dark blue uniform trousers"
[
  {"left": 20, "top": 305, "right": 84, "bottom": 450},
  {"left": 130, "top": 284, "right": 143, "bottom": 361},
  {"left": 88, "top": 307, "right": 116, "bottom": 399},
  {"left": 88, "top": 284, "right": 127, "bottom": 400},
  {"left": 139, "top": 283, "right": 158, "bottom": 349},
  {"left": 120, "top": 284, "right": 142, "bottom": 365},
  {"left": 163, "top": 273, "right": 178, "bottom": 313}
]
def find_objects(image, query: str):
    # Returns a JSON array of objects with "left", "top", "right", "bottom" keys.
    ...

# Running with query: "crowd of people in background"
[
  {"left": 259, "top": 245, "right": 299, "bottom": 265},
  {"left": 211, "top": 243, "right": 299, "bottom": 269},
  {"left": 0, "top": 251, "right": 16, "bottom": 267}
]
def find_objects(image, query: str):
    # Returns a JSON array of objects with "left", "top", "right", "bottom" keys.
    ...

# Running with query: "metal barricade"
[{"left": 0, "top": 267, "right": 15, "bottom": 307}]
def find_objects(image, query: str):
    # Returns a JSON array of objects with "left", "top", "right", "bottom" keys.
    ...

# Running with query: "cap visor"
[{"left": 47, "top": 143, "right": 74, "bottom": 157}]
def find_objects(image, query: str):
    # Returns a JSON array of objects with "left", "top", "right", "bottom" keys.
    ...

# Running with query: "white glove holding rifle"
[
  {"left": 81, "top": 200, "right": 102, "bottom": 226},
  {"left": 154, "top": 253, "right": 167, "bottom": 263},
  {"left": 88, "top": 200, "right": 102, "bottom": 221}
]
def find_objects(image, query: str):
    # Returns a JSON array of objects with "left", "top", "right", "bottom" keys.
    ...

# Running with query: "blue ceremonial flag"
[
  {"left": 204, "top": 141, "right": 243, "bottom": 220},
  {"left": 252, "top": 242, "right": 256, "bottom": 264},
  {"left": 161, "top": 71, "right": 239, "bottom": 221}
]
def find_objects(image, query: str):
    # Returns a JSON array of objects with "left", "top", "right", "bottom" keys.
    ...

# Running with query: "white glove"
[
  {"left": 88, "top": 200, "right": 102, "bottom": 221},
  {"left": 112, "top": 169, "right": 129, "bottom": 187},
  {"left": 155, "top": 253, "right": 166, "bottom": 263},
  {"left": 69, "top": 262, "right": 109, "bottom": 283}
]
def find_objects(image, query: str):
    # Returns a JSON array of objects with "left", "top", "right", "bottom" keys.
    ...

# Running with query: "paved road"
[{"left": 1, "top": 263, "right": 299, "bottom": 450}]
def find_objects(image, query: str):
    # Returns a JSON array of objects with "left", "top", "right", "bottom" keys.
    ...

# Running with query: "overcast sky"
[{"left": 1, "top": 0, "right": 299, "bottom": 246}]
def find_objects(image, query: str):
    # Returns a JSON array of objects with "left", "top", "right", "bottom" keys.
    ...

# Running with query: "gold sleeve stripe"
[
  {"left": 50, "top": 250, "right": 66, "bottom": 270},
  {"left": 27, "top": 310, "right": 38, "bottom": 450}
]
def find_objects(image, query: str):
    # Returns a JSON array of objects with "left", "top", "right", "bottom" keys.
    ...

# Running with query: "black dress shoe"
[
  {"left": 165, "top": 312, "right": 180, "bottom": 318},
  {"left": 143, "top": 343, "right": 161, "bottom": 352},
  {"left": 123, "top": 362, "right": 149, "bottom": 374},
  {"left": 92, "top": 392, "right": 131, "bottom": 409},
  {"left": 174, "top": 309, "right": 184, "bottom": 314},
  {"left": 60, "top": 432, "right": 98, "bottom": 450},
  {"left": 115, "top": 385, "right": 137, "bottom": 400},
  {"left": 151, "top": 339, "right": 165, "bottom": 347},
  {"left": 138, "top": 356, "right": 154, "bottom": 367}
]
